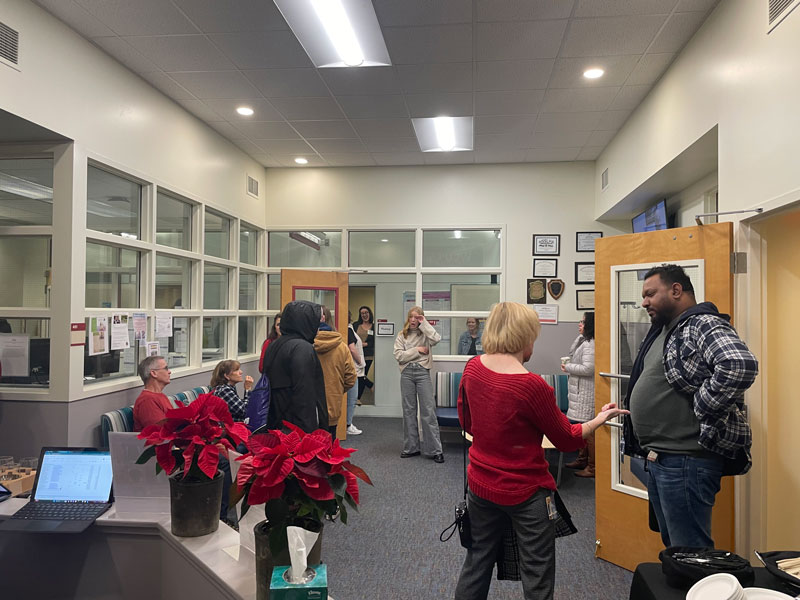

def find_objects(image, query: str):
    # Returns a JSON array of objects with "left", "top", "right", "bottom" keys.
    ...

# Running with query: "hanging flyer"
[
  {"left": 110, "top": 314, "right": 130, "bottom": 350},
  {"left": 156, "top": 312, "right": 173, "bottom": 338},
  {"left": 146, "top": 341, "right": 160, "bottom": 357},
  {"left": 0, "top": 334, "right": 30, "bottom": 377},
  {"left": 133, "top": 312, "right": 147, "bottom": 346},
  {"left": 89, "top": 316, "right": 109, "bottom": 356}
]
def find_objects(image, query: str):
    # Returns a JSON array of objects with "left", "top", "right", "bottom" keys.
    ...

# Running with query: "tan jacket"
[{"left": 314, "top": 330, "right": 357, "bottom": 423}]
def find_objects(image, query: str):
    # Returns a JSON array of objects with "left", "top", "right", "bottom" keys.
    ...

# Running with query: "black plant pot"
[
  {"left": 169, "top": 470, "right": 223, "bottom": 537},
  {"left": 253, "top": 519, "right": 323, "bottom": 600}
]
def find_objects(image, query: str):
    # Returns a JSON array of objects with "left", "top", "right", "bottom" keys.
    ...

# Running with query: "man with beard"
[
  {"left": 262, "top": 300, "right": 328, "bottom": 433},
  {"left": 624, "top": 264, "right": 758, "bottom": 548}
]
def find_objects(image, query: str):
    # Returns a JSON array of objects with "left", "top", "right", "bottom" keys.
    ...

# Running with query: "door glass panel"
[
  {"left": 269, "top": 231, "right": 341, "bottom": 267},
  {"left": 293, "top": 287, "right": 336, "bottom": 328}
]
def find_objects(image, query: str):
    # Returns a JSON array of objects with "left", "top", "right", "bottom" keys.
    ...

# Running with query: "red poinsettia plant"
[
  {"left": 233, "top": 421, "right": 372, "bottom": 554},
  {"left": 136, "top": 393, "right": 250, "bottom": 481}
]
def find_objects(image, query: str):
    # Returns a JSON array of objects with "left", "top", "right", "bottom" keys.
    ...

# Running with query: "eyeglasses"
[{"left": 151, "top": 366, "right": 170, "bottom": 372}]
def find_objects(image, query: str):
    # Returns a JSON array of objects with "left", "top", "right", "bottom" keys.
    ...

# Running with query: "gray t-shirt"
[{"left": 629, "top": 320, "right": 703, "bottom": 455}]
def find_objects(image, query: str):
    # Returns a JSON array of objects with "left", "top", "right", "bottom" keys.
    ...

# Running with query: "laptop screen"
[{"left": 33, "top": 449, "right": 113, "bottom": 503}]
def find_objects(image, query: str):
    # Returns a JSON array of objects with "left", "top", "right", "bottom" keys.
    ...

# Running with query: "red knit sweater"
[{"left": 458, "top": 357, "right": 585, "bottom": 506}]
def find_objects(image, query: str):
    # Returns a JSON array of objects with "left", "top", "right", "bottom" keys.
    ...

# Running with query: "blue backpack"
[{"left": 245, "top": 371, "right": 270, "bottom": 431}]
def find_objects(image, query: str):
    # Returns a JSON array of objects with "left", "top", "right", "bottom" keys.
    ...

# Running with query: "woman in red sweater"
[
  {"left": 258, "top": 312, "right": 281, "bottom": 373},
  {"left": 454, "top": 302, "right": 627, "bottom": 599}
]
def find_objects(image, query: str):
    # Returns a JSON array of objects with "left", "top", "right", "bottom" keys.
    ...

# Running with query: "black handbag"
[{"left": 659, "top": 546, "right": 754, "bottom": 589}]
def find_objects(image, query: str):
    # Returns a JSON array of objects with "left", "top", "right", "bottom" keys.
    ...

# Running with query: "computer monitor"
[{"left": 632, "top": 199, "right": 668, "bottom": 233}]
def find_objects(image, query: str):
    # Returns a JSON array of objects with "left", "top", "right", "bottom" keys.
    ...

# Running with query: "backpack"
[{"left": 245, "top": 371, "right": 270, "bottom": 431}]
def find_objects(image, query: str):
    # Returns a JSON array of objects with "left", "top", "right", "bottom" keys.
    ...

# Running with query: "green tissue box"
[{"left": 270, "top": 564, "right": 327, "bottom": 600}]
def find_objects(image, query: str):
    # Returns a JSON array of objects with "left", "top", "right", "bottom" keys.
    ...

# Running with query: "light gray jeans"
[{"left": 400, "top": 363, "right": 442, "bottom": 456}]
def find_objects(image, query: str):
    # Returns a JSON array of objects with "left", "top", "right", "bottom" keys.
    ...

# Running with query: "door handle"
[
  {"left": 603, "top": 420, "right": 623, "bottom": 429},
  {"left": 599, "top": 372, "right": 630, "bottom": 380}
]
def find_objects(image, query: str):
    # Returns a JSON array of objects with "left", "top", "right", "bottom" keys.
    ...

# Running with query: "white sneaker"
[{"left": 347, "top": 424, "right": 362, "bottom": 435}]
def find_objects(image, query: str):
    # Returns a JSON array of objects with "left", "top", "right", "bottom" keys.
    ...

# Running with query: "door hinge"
[{"left": 730, "top": 252, "right": 747, "bottom": 274}]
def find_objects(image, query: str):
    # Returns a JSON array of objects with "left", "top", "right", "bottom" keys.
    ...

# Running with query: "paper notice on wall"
[
  {"left": 89, "top": 316, "right": 109, "bottom": 356},
  {"left": 0, "top": 334, "right": 30, "bottom": 377},
  {"left": 133, "top": 312, "right": 147, "bottom": 346},
  {"left": 110, "top": 314, "right": 130, "bottom": 350},
  {"left": 156, "top": 313, "right": 173, "bottom": 338},
  {"left": 146, "top": 341, "right": 160, "bottom": 357},
  {"left": 535, "top": 304, "right": 559, "bottom": 325}
]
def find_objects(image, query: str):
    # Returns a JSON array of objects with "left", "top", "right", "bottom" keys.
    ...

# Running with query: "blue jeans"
[
  {"left": 346, "top": 381, "right": 358, "bottom": 426},
  {"left": 646, "top": 453, "right": 723, "bottom": 547}
]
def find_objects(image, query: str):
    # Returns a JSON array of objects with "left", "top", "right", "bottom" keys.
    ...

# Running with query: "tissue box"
[{"left": 270, "top": 564, "right": 327, "bottom": 600}]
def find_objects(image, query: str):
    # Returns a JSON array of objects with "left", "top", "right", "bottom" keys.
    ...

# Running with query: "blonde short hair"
[{"left": 481, "top": 302, "right": 541, "bottom": 355}]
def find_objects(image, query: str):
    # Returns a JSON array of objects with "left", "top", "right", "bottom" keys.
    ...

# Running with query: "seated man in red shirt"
[{"left": 133, "top": 355, "right": 172, "bottom": 431}]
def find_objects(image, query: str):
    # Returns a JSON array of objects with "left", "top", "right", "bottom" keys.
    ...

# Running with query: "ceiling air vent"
[
  {"left": 601, "top": 168, "right": 609, "bottom": 190},
  {"left": 247, "top": 175, "right": 259, "bottom": 198},
  {"left": 768, "top": 0, "right": 800, "bottom": 32},
  {"left": 0, "top": 21, "right": 20, "bottom": 68}
]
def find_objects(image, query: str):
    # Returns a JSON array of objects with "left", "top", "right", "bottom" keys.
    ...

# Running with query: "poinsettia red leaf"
[
  {"left": 227, "top": 422, "right": 250, "bottom": 444},
  {"left": 217, "top": 438, "right": 234, "bottom": 451},
  {"left": 247, "top": 432, "right": 280, "bottom": 454},
  {"left": 342, "top": 461, "right": 373, "bottom": 485},
  {"left": 248, "top": 480, "right": 285, "bottom": 505},
  {"left": 181, "top": 442, "right": 196, "bottom": 479},
  {"left": 138, "top": 424, "right": 162, "bottom": 441},
  {"left": 155, "top": 443, "right": 177, "bottom": 474},
  {"left": 341, "top": 469, "right": 360, "bottom": 504},
  {"left": 236, "top": 458, "right": 256, "bottom": 488},
  {"left": 260, "top": 455, "right": 295, "bottom": 488},
  {"left": 292, "top": 436, "right": 327, "bottom": 463},
  {"left": 282, "top": 421, "right": 305, "bottom": 436},
  {"left": 294, "top": 457, "right": 328, "bottom": 479},
  {"left": 295, "top": 473, "right": 334, "bottom": 501},
  {"left": 197, "top": 444, "right": 220, "bottom": 479},
  {"left": 166, "top": 405, "right": 196, "bottom": 422}
]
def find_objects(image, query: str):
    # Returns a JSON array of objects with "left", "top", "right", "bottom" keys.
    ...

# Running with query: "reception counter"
[{"left": 0, "top": 498, "right": 256, "bottom": 599}]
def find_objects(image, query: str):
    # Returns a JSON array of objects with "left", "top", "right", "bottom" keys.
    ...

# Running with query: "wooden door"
[
  {"left": 280, "top": 269, "right": 350, "bottom": 439},
  {"left": 594, "top": 222, "right": 735, "bottom": 571}
]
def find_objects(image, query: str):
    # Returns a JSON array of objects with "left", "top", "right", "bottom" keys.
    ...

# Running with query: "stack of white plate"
[{"left": 686, "top": 573, "right": 795, "bottom": 599}]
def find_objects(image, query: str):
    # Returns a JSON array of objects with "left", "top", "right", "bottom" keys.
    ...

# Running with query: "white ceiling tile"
[
  {"left": 169, "top": 72, "right": 260, "bottom": 100},
  {"left": 534, "top": 112, "right": 602, "bottom": 132},
  {"left": 476, "top": 0, "right": 575, "bottom": 21},
  {"left": 320, "top": 68, "right": 402, "bottom": 96},
  {"left": 576, "top": 146, "right": 605, "bottom": 160},
  {"left": 597, "top": 109, "right": 632, "bottom": 129},
  {"left": 290, "top": 121, "right": 358, "bottom": 139},
  {"left": 649, "top": 11, "right": 708, "bottom": 54},
  {"left": 207, "top": 121, "right": 247, "bottom": 140},
  {"left": 324, "top": 154, "right": 378, "bottom": 167},
  {"left": 423, "top": 152, "right": 475, "bottom": 165},
  {"left": 405, "top": 93, "right": 473, "bottom": 118},
  {"left": 475, "top": 90, "right": 546, "bottom": 115},
  {"left": 373, "top": 153, "right": 426, "bottom": 166},
  {"left": 529, "top": 130, "right": 592, "bottom": 148},
  {"left": 363, "top": 138, "right": 421, "bottom": 153},
  {"left": 233, "top": 121, "right": 299, "bottom": 140},
  {"left": 92, "top": 37, "right": 161, "bottom": 72},
  {"left": 474, "top": 149, "right": 528, "bottom": 164},
  {"left": 75, "top": 0, "right": 198, "bottom": 35},
  {"left": 383, "top": 25, "right": 473, "bottom": 64},
  {"left": 626, "top": 53, "right": 676, "bottom": 85},
  {"left": 475, "top": 116, "right": 537, "bottom": 135},
  {"left": 203, "top": 98, "right": 284, "bottom": 121},
  {"left": 139, "top": 72, "right": 196, "bottom": 100},
  {"left": 351, "top": 119, "right": 416, "bottom": 139},
  {"left": 173, "top": 0, "right": 288, "bottom": 33},
  {"left": 474, "top": 133, "right": 532, "bottom": 151},
  {"left": 525, "top": 147, "right": 581, "bottom": 162},
  {"left": 249, "top": 153, "right": 280, "bottom": 167},
  {"left": 396, "top": 63, "right": 473, "bottom": 93},
  {"left": 475, "top": 60, "right": 554, "bottom": 91},
  {"left": 548, "top": 55, "right": 640, "bottom": 87},
  {"left": 337, "top": 95, "right": 409, "bottom": 119},
  {"left": 174, "top": 98, "right": 224, "bottom": 121},
  {"left": 209, "top": 31, "right": 312, "bottom": 69},
  {"left": 574, "top": 0, "right": 678, "bottom": 18},
  {"left": 233, "top": 139, "right": 265, "bottom": 155},
  {"left": 586, "top": 130, "right": 618, "bottom": 146},
  {"left": 609, "top": 85, "right": 651, "bottom": 110},
  {"left": 269, "top": 97, "right": 345, "bottom": 120},
  {"left": 374, "top": 0, "right": 472, "bottom": 26},
  {"left": 35, "top": 0, "right": 116, "bottom": 37},
  {"left": 561, "top": 16, "right": 667, "bottom": 57},
  {"left": 676, "top": 0, "right": 721, "bottom": 12},
  {"left": 124, "top": 35, "right": 236, "bottom": 71},
  {"left": 244, "top": 69, "right": 329, "bottom": 98},
  {"left": 476, "top": 21, "right": 567, "bottom": 61},
  {"left": 308, "top": 139, "right": 368, "bottom": 154},
  {"left": 540, "top": 87, "right": 619, "bottom": 112},
  {"left": 254, "top": 139, "right": 315, "bottom": 154}
]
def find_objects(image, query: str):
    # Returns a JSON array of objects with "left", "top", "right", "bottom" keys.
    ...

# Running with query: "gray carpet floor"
[{"left": 321, "top": 417, "right": 633, "bottom": 599}]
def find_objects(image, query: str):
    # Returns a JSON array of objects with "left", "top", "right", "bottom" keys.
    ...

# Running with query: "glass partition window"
[
  {"left": 422, "top": 229, "right": 501, "bottom": 268},
  {"left": 204, "top": 210, "right": 230, "bottom": 259},
  {"left": 240, "top": 225, "right": 258, "bottom": 266},
  {"left": 155, "top": 255, "right": 192, "bottom": 309},
  {"left": 87, "top": 166, "right": 141, "bottom": 238},
  {"left": 0, "top": 158, "right": 54, "bottom": 226},
  {"left": 269, "top": 231, "right": 341, "bottom": 268},
  {"left": 157, "top": 316, "right": 190, "bottom": 369},
  {"left": 203, "top": 317, "right": 226, "bottom": 362},
  {"left": 85, "top": 242, "right": 140, "bottom": 308},
  {"left": 238, "top": 316, "right": 258, "bottom": 355},
  {"left": 0, "top": 318, "right": 51, "bottom": 387},
  {"left": 268, "top": 274, "right": 281, "bottom": 311},
  {"left": 203, "top": 264, "right": 229, "bottom": 310},
  {"left": 156, "top": 192, "right": 192, "bottom": 250},
  {"left": 83, "top": 316, "right": 138, "bottom": 382},
  {"left": 0, "top": 236, "right": 52, "bottom": 307},
  {"left": 239, "top": 270, "right": 258, "bottom": 310},
  {"left": 428, "top": 317, "right": 486, "bottom": 356},
  {"left": 349, "top": 230, "right": 415, "bottom": 268},
  {"left": 421, "top": 275, "right": 499, "bottom": 312}
]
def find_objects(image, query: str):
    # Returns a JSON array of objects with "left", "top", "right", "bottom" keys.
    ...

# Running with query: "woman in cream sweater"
[{"left": 393, "top": 306, "right": 444, "bottom": 463}]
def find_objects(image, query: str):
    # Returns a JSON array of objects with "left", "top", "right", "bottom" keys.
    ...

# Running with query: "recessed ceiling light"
[
  {"left": 380, "top": 239, "right": 389, "bottom": 243},
  {"left": 411, "top": 116, "right": 474, "bottom": 152},
  {"left": 583, "top": 68, "right": 604, "bottom": 79},
  {"left": 236, "top": 106, "right": 254, "bottom": 116},
  {"left": 294, "top": 157, "right": 309, "bottom": 165}
]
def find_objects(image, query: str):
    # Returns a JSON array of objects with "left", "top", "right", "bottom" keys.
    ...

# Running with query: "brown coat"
[{"left": 313, "top": 330, "right": 357, "bottom": 424}]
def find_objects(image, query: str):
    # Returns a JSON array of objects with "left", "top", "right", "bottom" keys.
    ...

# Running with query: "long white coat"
[{"left": 565, "top": 336, "right": 595, "bottom": 423}]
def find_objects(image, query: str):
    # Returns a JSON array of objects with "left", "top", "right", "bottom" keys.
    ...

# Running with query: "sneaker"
[{"left": 346, "top": 424, "right": 362, "bottom": 435}]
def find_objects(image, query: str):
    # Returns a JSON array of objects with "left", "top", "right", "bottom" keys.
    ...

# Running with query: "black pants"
[
  {"left": 218, "top": 455, "right": 232, "bottom": 519},
  {"left": 357, "top": 359, "right": 373, "bottom": 398}
]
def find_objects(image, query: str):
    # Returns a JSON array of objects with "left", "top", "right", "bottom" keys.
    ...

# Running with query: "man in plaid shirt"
[{"left": 623, "top": 264, "right": 758, "bottom": 548}]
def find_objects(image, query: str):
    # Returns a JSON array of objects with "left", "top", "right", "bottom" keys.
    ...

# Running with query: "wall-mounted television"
[{"left": 632, "top": 199, "right": 668, "bottom": 233}]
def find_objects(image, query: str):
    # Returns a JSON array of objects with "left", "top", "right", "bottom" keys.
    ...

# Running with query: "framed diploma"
[
  {"left": 576, "top": 231, "right": 603, "bottom": 252},
  {"left": 576, "top": 289, "right": 595, "bottom": 310},
  {"left": 526, "top": 278, "right": 547, "bottom": 304},
  {"left": 532, "top": 234, "right": 560, "bottom": 256},
  {"left": 533, "top": 258, "right": 557, "bottom": 278},
  {"left": 574, "top": 262, "right": 595, "bottom": 284}
]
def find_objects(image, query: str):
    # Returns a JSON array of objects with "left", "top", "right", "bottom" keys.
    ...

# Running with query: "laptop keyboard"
[{"left": 12, "top": 502, "right": 109, "bottom": 520}]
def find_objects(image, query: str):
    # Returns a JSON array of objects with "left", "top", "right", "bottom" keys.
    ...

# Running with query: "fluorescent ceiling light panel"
[
  {"left": 411, "top": 116, "right": 474, "bottom": 152},
  {"left": 274, "top": 0, "right": 390, "bottom": 68}
]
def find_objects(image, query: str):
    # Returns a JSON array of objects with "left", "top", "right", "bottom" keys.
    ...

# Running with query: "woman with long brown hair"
[{"left": 210, "top": 359, "right": 253, "bottom": 422}]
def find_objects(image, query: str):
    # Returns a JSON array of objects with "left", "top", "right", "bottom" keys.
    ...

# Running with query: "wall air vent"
[
  {"left": 768, "top": 0, "right": 800, "bottom": 32},
  {"left": 247, "top": 175, "right": 259, "bottom": 198},
  {"left": 0, "top": 21, "right": 20, "bottom": 69},
  {"left": 601, "top": 168, "right": 609, "bottom": 190}
]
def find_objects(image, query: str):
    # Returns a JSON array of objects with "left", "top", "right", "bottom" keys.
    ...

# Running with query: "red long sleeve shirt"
[
  {"left": 458, "top": 358, "right": 584, "bottom": 506},
  {"left": 133, "top": 390, "right": 173, "bottom": 431}
]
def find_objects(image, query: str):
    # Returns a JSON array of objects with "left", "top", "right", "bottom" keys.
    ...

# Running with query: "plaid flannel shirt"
[
  {"left": 213, "top": 383, "right": 248, "bottom": 421},
  {"left": 663, "top": 313, "right": 758, "bottom": 466}
]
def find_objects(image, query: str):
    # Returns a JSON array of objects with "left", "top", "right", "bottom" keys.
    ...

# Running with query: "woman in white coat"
[{"left": 562, "top": 312, "right": 596, "bottom": 477}]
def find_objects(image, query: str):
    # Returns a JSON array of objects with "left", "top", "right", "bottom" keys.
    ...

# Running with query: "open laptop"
[{"left": 0, "top": 447, "right": 113, "bottom": 533}]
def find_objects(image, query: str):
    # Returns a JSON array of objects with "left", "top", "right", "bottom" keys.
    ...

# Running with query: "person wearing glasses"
[
  {"left": 133, "top": 355, "right": 173, "bottom": 431},
  {"left": 561, "top": 312, "right": 596, "bottom": 477}
]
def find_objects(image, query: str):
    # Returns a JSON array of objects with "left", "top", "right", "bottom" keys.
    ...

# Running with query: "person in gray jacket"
[
  {"left": 393, "top": 306, "right": 444, "bottom": 463},
  {"left": 562, "top": 312, "right": 596, "bottom": 477}
]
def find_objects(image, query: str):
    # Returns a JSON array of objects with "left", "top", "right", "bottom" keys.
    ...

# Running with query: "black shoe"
[
  {"left": 400, "top": 451, "right": 421, "bottom": 458},
  {"left": 433, "top": 454, "right": 445, "bottom": 464}
]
